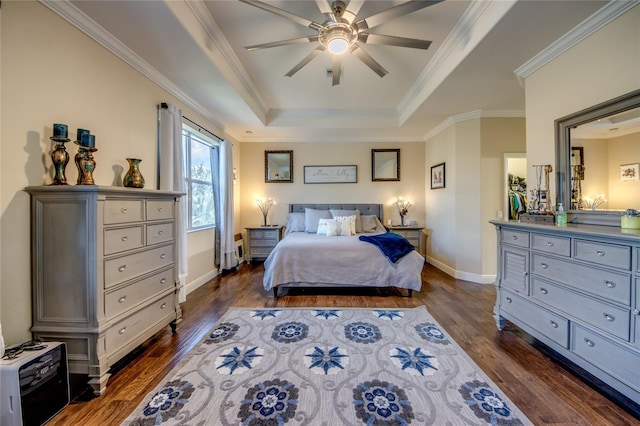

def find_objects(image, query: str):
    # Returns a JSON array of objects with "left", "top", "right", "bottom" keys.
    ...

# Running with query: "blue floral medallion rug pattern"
[{"left": 123, "top": 306, "right": 532, "bottom": 425}]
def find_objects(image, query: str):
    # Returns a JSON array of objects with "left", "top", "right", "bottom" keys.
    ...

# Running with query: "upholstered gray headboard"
[{"left": 289, "top": 203, "right": 383, "bottom": 220}]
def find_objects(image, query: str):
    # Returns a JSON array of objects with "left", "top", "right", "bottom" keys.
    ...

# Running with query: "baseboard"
[
  {"left": 185, "top": 270, "right": 219, "bottom": 296},
  {"left": 426, "top": 256, "right": 496, "bottom": 284}
]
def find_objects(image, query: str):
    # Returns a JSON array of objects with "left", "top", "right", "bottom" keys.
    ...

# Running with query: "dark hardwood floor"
[{"left": 49, "top": 263, "right": 639, "bottom": 425}]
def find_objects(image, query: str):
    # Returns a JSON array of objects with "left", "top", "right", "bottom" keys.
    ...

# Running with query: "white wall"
[
  {"left": 239, "top": 141, "right": 426, "bottom": 234},
  {"left": 524, "top": 6, "right": 640, "bottom": 205},
  {"left": 0, "top": 2, "right": 235, "bottom": 345}
]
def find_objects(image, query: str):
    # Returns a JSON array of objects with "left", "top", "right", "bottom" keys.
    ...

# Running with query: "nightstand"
[
  {"left": 245, "top": 226, "right": 284, "bottom": 263},
  {"left": 387, "top": 226, "right": 424, "bottom": 254}
]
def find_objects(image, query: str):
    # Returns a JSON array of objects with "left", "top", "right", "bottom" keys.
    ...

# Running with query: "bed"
[{"left": 263, "top": 203, "right": 425, "bottom": 297}]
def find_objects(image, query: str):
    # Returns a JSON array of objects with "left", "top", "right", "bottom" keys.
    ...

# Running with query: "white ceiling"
[{"left": 58, "top": 0, "right": 612, "bottom": 142}]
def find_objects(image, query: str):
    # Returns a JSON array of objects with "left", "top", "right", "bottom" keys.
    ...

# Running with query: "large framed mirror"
[
  {"left": 556, "top": 88, "right": 640, "bottom": 224},
  {"left": 372, "top": 149, "right": 400, "bottom": 181},
  {"left": 265, "top": 150, "right": 293, "bottom": 183}
]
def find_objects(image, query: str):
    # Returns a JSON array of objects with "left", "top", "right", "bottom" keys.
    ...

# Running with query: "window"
[{"left": 183, "top": 125, "right": 218, "bottom": 230}]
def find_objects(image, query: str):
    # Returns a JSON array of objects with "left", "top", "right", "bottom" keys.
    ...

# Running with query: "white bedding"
[{"left": 263, "top": 231, "right": 425, "bottom": 294}]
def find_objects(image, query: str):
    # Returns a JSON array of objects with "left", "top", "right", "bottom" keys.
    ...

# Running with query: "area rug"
[{"left": 123, "top": 306, "right": 532, "bottom": 425}]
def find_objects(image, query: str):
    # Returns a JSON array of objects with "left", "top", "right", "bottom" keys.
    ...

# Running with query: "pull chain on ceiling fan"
[{"left": 239, "top": 0, "right": 442, "bottom": 86}]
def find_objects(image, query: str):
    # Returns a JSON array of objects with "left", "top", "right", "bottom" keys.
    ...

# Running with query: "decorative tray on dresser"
[
  {"left": 25, "top": 186, "right": 183, "bottom": 395},
  {"left": 490, "top": 220, "right": 640, "bottom": 407}
]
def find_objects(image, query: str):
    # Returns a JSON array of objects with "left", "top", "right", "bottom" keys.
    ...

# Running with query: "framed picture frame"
[
  {"left": 620, "top": 163, "right": 639, "bottom": 181},
  {"left": 304, "top": 165, "right": 357, "bottom": 184},
  {"left": 430, "top": 162, "right": 445, "bottom": 189}
]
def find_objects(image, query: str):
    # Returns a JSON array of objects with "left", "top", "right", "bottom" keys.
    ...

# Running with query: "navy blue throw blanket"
[{"left": 359, "top": 232, "right": 415, "bottom": 263}]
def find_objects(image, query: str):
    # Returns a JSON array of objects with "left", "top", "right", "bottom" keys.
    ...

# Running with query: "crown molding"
[
  {"left": 423, "top": 109, "right": 525, "bottom": 140},
  {"left": 39, "top": 0, "right": 234, "bottom": 139},
  {"left": 399, "top": 0, "right": 517, "bottom": 125},
  {"left": 514, "top": 0, "right": 637, "bottom": 85}
]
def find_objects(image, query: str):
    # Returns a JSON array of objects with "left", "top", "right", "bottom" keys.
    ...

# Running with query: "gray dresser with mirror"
[{"left": 25, "top": 186, "right": 183, "bottom": 395}]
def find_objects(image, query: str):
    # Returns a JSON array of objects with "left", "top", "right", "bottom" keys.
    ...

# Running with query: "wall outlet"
[{"left": 497, "top": 210, "right": 503, "bottom": 219}]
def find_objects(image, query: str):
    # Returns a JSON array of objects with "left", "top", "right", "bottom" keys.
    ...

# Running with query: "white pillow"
[
  {"left": 330, "top": 209, "right": 362, "bottom": 233},
  {"left": 317, "top": 218, "right": 337, "bottom": 236},
  {"left": 333, "top": 215, "right": 356, "bottom": 236}
]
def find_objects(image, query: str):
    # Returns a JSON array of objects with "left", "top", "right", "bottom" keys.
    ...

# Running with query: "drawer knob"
[
  {"left": 604, "top": 280, "right": 616, "bottom": 289},
  {"left": 161, "top": 303, "right": 167, "bottom": 309},
  {"left": 540, "top": 287, "right": 548, "bottom": 295},
  {"left": 118, "top": 295, "right": 127, "bottom": 303},
  {"left": 158, "top": 230, "right": 164, "bottom": 235},
  {"left": 118, "top": 265, "right": 127, "bottom": 272},
  {"left": 158, "top": 207, "right": 163, "bottom": 212},
  {"left": 596, "top": 250, "right": 605, "bottom": 257},
  {"left": 506, "top": 297, "right": 512, "bottom": 303},
  {"left": 584, "top": 338, "right": 595, "bottom": 347},
  {"left": 603, "top": 313, "right": 615, "bottom": 322},
  {"left": 160, "top": 253, "right": 166, "bottom": 259},
  {"left": 121, "top": 207, "right": 128, "bottom": 214},
  {"left": 540, "top": 263, "right": 549, "bottom": 269},
  {"left": 160, "top": 278, "right": 167, "bottom": 284},
  {"left": 119, "top": 327, "right": 127, "bottom": 335},
  {"left": 550, "top": 320, "right": 558, "bottom": 328},
  {"left": 121, "top": 236, "right": 128, "bottom": 242},
  {"left": 547, "top": 241, "right": 554, "bottom": 247},
  {"left": 633, "top": 309, "right": 640, "bottom": 316},
  {"left": 512, "top": 235, "right": 518, "bottom": 240}
]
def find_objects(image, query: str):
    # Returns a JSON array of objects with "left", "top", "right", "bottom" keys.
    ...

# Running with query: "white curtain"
[
  {"left": 158, "top": 103, "right": 188, "bottom": 303},
  {"left": 217, "top": 139, "right": 237, "bottom": 271}
]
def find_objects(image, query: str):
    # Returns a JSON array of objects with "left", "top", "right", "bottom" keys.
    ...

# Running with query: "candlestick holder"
[
  {"left": 74, "top": 141, "right": 98, "bottom": 185},
  {"left": 50, "top": 136, "right": 71, "bottom": 185}
]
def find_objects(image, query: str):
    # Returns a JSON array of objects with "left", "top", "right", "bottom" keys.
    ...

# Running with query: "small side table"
[
  {"left": 245, "top": 226, "right": 283, "bottom": 263},
  {"left": 387, "top": 226, "right": 424, "bottom": 254}
]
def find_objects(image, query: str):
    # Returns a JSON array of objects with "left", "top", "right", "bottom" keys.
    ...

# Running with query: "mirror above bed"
[
  {"left": 265, "top": 150, "right": 293, "bottom": 183},
  {"left": 372, "top": 149, "right": 400, "bottom": 181},
  {"left": 556, "top": 89, "right": 640, "bottom": 225}
]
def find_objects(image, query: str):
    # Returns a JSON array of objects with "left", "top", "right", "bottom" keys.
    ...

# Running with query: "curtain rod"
[{"left": 160, "top": 102, "right": 223, "bottom": 142}]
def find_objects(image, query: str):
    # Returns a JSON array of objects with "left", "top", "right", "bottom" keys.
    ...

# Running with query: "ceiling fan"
[{"left": 239, "top": 0, "right": 442, "bottom": 85}]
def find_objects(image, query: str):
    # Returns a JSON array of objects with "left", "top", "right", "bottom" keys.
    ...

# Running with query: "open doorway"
[{"left": 504, "top": 153, "right": 527, "bottom": 220}]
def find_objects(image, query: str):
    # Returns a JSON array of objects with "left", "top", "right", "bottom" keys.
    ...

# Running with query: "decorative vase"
[
  {"left": 50, "top": 138, "right": 70, "bottom": 185},
  {"left": 400, "top": 214, "right": 406, "bottom": 226},
  {"left": 123, "top": 158, "right": 145, "bottom": 188}
]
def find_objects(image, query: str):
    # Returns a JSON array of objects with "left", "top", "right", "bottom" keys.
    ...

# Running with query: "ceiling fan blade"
[
  {"left": 343, "top": 0, "right": 365, "bottom": 24},
  {"left": 239, "top": 0, "right": 323, "bottom": 31},
  {"left": 315, "top": 0, "right": 336, "bottom": 23},
  {"left": 285, "top": 46, "right": 326, "bottom": 77},
  {"left": 246, "top": 36, "right": 319, "bottom": 51},
  {"left": 331, "top": 55, "right": 342, "bottom": 86},
  {"left": 358, "top": 33, "right": 432, "bottom": 50},
  {"left": 351, "top": 45, "right": 388, "bottom": 78},
  {"left": 355, "top": 0, "right": 443, "bottom": 32}
]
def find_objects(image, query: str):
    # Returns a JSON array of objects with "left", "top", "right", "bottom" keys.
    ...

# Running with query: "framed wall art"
[
  {"left": 620, "top": 163, "right": 639, "bottom": 181},
  {"left": 304, "top": 165, "right": 357, "bottom": 184},
  {"left": 430, "top": 162, "right": 445, "bottom": 189}
]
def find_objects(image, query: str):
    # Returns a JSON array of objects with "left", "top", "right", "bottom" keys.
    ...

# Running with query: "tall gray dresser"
[
  {"left": 491, "top": 220, "right": 639, "bottom": 404},
  {"left": 25, "top": 186, "right": 183, "bottom": 395}
]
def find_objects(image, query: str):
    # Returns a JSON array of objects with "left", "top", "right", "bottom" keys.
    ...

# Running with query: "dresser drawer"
[
  {"left": 104, "top": 199, "right": 144, "bottom": 224},
  {"left": 104, "top": 226, "right": 144, "bottom": 255},
  {"left": 105, "top": 268, "right": 174, "bottom": 319},
  {"left": 147, "top": 222, "right": 174, "bottom": 245},
  {"left": 572, "top": 324, "right": 640, "bottom": 390},
  {"left": 147, "top": 200, "right": 174, "bottom": 221},
  {"left": 500, "top": 246, "right": 529, "bottom": 294},
  {"left": 250, "top": 229, "right": 280, "bottom": 240},
  {"left": 106, "top": 293, "right": 174, "bottom": 358},
  {"left": 573, "top": 239, "right": 631, "bottom": 270},
  {"left": 531, "top": 277, "right": 630, "bottom": 341},
  {"left": 531, "top": 233, "right": 570, "bottom": 257},
  {"left": 501, "top": 229, "right": 529, "bottom": 248},
  {"left": 251, "top": 247, "right": 275, "bottom": 257},
  {"left": 104, "top": 244, "right": 174, "bottom": 288},
  {"left": 531, "top": 253, "right": 631, "bottom": 305},
  {"left": 500, "top": 290, "right": 569, "bottom": 348},
  {"left": 250, "top": 236, "right": 278, "bottom": 247}
]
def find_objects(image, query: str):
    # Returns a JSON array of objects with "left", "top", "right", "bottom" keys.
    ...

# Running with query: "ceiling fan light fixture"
[{"left": 327, "top": 37, "right": 349, "bottom": 54}]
